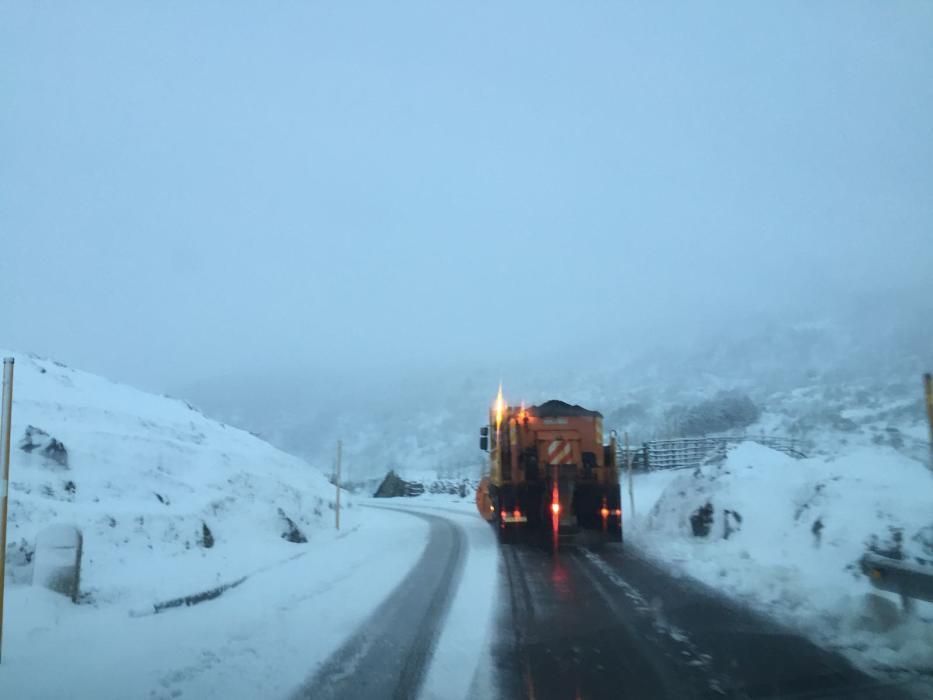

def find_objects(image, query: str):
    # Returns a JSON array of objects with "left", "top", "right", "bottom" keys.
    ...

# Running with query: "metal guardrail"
[
  {"left": 619, "top": 435, "right": 806, "bottom": 472},
  {"left": 861, "top": 551, "right": 933, "bottom": 606}
]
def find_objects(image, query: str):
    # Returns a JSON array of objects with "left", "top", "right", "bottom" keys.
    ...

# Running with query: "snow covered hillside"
[
  {"left": 1, "top": 350, "right": 339, "bottom": 606},
  {"left": 633, "top": 441, "right": 933, "bottom": 680},
  {"left": 0, "top": 351, "right": 448, "bottom": 699}
]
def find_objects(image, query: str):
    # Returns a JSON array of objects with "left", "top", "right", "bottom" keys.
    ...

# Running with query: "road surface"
[
  {"left": 297, "top": 503, "right": 917, "bottom": 700},
  {"left": 493, "top": 543, "right": 912, "bottom": 699},
  {"left": 294, "top": 506, "right": 466, "bottom": 700}
]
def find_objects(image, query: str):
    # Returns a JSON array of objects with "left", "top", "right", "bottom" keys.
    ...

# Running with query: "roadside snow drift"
[
  {"left": 1, "top": 350, "right": 340, "bottom": 605},
  {"left": 637, "top": 441, "right": 933, "bottom": 677}
]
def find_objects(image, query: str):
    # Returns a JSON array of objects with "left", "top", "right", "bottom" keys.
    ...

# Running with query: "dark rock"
[
  {"left": 690, "top": 502, "right": 714, "bottom": 537},
  {"left": 18, "top": 426, "right": 68, "bottom": 467},
  {"left": 277, "top": 508, "right": 307, "bottom": 543},
  {"left": 374, "top": 470, "right": 408, "bottom": 498},
  {"left": 812, "top": 517, "right": 824, "bottom": 546},
  {"left": 19, "top": 425, "right": 50, "bottom": 453},
  {"left": 44, "top": 439, "right": 68, "bottom": 467},
  {"left": 723, "top": 509, "right": 743, "bottom": 539},
  {"left": 200, "top": 522, "right": 214, "bottom": 549}
]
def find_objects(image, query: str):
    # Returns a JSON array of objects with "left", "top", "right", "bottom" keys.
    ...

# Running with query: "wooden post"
[
  {"left": 0, "top": 357, "right": 15, "bottom": 664},
  {"left": 924, "top": 374, "right": 933, "bottom": 471},
  {"left": 335, "top": 440, "right": 342, "bottom": 531},
  {"left": 625, "top": 431, "right": 635, "bottom": 523}
]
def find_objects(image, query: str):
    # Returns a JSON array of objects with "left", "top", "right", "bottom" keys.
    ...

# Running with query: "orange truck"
[{"left": 477, "top": 395, "right": 623, "bottom": 544}]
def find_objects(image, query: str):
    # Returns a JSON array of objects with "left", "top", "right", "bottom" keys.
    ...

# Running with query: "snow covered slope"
[
  {"left": 2, "top": 350, "right": 338, "bottom": 606},
  {"left": 636, "top": 441, "right": 933, "bottom": 679},
  {"left": 0, "top": 351, "right": 442, "bottom": 699}
]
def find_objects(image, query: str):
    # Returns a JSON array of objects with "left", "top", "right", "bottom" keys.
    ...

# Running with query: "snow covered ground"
[
  {"left": 2, "top": 509, "right": 427, "bottom": 699},
  {"left": 1, "top": 350, "right": 347, "bottom": 605},
  {"left": 628, "top": 442, "right": 933, "bottom": 685},
  {"left": 0, "top": 351, "right": 434, "bottom": 698}
]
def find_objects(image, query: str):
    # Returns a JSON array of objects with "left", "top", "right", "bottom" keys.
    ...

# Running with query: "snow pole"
[
  {"left": 335, "top": 440, "right": 342, "bottom": 531},
  {"left": 924, "top": 373, "right": 933, "bottom": 471},
  {"left": 0, "top": 357, "right": 15, "bottom": 664},
  {"left": 625, "top": 431, "right": 635, "bottom": 524}
]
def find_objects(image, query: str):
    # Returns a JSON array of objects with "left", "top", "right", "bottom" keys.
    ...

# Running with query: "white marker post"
[
  {"left": 0, "top": 357, "right": 15, "bottom": 664},
  {"left": 335, "top": 440, "right": 342, "bottom": 531},
  {"left": 625, "top": 431, "right": 635, "bottom": 525}
]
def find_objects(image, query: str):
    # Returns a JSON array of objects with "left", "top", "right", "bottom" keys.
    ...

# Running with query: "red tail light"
[
  {"left": 550, "top": 501, "right": 560, "bottom": 515},
  {"left": 513, "top": 508, "right": 522, "bottom": 519},
  {"left": 600, "top": 506, "right": 610, "bottom": 519},
  {"left": 614, "top": 509, "right": 622, "bottom": 516}
]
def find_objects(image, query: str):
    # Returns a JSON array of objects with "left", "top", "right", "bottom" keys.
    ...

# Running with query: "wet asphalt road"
[
  {"left": 493, "top": 543, "right": 915, "bottom": 699},
  {"left": 297, "top": 507, "right": 918, "bottom": 700}
]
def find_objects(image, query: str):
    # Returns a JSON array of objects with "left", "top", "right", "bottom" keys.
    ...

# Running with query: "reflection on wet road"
[{"left": 493, "top": 542, "right": 912, "bottom": 700}]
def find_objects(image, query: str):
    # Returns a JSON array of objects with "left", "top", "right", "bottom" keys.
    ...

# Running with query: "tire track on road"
[
  {"left": 493, "top": 543, "right": 693, "bottom": 700},
  {"left": 293, "top": 507, "right": 466, "bottom": 700}
]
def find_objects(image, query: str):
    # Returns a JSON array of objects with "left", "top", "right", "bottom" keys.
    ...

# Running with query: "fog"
[{"left": 2, "top": 2, "right": 931, "bottom": 413}]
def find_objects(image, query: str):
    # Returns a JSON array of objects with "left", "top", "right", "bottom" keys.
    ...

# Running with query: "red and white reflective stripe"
[{"left": 546, "top": 439, "right": 573, "bottom": 464}]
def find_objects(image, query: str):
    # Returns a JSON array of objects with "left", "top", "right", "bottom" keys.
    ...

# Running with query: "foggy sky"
[{"left": 2, "top": 1, "right": 931, "bottom": 393}]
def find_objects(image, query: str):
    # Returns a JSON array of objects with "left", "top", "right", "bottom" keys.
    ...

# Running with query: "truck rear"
[{"left": 477, "top": 393, "right": 623, "bottom": 545}]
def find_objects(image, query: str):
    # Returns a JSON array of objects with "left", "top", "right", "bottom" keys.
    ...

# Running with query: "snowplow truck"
[{"left": 477, "top": 400, "right": 622, "bottom": 544}]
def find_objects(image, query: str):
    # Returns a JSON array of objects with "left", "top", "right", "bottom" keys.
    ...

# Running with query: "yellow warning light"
[{"left": 494, "top": 383, "right": 506, "bottom": 432}]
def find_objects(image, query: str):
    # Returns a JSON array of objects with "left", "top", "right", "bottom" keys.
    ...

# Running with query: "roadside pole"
[
  {"left": 335, "top": 440, "right": 342, "bottom": 531},
  {"left": 924, "top": 373, "right": 933, "bottom": 471},
  {"left": 0, "top": 357, "right": 15, "bottom": 664},
  {"left": 625, "top": 431, "right": 635, "bottom": 524}
]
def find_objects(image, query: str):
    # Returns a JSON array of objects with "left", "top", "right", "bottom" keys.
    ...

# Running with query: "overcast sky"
[{"left": 2, "top": 1, "right": 931, "bottom": 393}]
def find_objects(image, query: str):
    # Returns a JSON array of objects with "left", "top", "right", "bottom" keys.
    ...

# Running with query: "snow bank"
[
  {"left": 637, "top": 441, "right": 933, "bottom": 677},
  {"left": 0, "top": 351, "right": 441, "bottom": 699},
  {"left": 1, "top": 350, "right": 339, "bottom": 606},
  {"left": 2, "top": 508, "right": 429, "bottom": 699}
]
